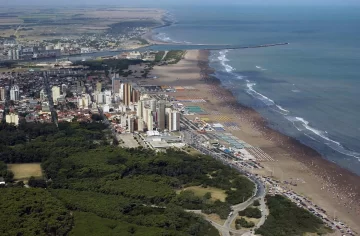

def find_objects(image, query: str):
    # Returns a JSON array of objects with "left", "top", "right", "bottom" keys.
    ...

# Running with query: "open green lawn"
[{"left": 179, "top": 186, "right": 227, "bottom": 202}]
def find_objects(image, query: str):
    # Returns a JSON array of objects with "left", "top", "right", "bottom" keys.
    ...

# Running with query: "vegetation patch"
[
  {"left": 0, "top": 188, "right": 73, "bottom": 236},
  {"left": 235, "top": 217, "right": 255, "bottom": 229},
  {"left": 154, "top": 51, "right": 165, "bottom": 62},
  {"left": 182, "top": 186, "right": 227, "bottom": 202},
  {"left": 164, "top": 50, "right": 186, "bottom": 64},
  {"left": 0, "top": 121, "right": 255, "bottom": 235},
  {"left": 70, "top": 211, "right": 164, "bottom": 236},
  {"left": 238, "top": 207, "right": 262, "bottom": 219},
  {"left": 0, "top": 161, "right": 14, "bottom": 183},
  {"left": 73, "top": 58, "right": 143, "bottom": 75},
  {"left": 255, "top": 195, "right": 332, "bottom": 236},
  {"left": 107, "top": 21, "right": 159, "bottom": 35},
  {"left": 131, "top": 37, "right": 149, "bottom": 45},
  {"left": 231, "top": 216, "right": 259, "bottom": 230}
]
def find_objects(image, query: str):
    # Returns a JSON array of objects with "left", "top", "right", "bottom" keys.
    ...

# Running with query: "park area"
[
  {"left": 7, "top": 163, "right": 42, "bottom": 181},
  {"left": 178, "top": 186, "right": 227, "bottom": 202}
]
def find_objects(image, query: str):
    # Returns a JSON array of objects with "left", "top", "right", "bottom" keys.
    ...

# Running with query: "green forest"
[
  {"left": 0, "top": 121, "right": 255, "bottom": 235},
  {"left": 0, "top": 188, "right": 73, "bottom": 236},
  {"left": 255, "top": 195, "right": 331, "bottom": 236}
]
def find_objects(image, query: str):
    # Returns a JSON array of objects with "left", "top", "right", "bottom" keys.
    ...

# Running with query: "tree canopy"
[
  {"left": 0, "top": 188, "right": 73, "bottom": 236},
  {"left": 255, "top": 195, "right": 331, "bottom": 236},
  {"left": 0, "top": 121, "right": 256, "bottom": 235}
]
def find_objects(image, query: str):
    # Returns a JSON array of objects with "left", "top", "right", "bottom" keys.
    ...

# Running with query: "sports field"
[{"left": 7, "top": 163, "right": 43, "bottom": 180}]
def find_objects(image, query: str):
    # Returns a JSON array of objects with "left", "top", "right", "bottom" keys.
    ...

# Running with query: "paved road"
[
  {"left": 256, "top": 197, "right": 269, "bottom": 229},
  {"left": 225, "top": 198, "right": 256, "bottom": 230},
  {"left": 43, "top": 72, "right": 58, "bottom": 126}
]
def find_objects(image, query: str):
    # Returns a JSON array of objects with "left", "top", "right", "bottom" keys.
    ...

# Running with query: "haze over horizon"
[{"left": 3, "top": 0, "right": 360, "bottom": 6}]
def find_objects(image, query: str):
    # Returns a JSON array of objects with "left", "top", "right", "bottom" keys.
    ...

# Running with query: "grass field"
[
  {"left": 7, "top": 163, "right": 43, "bottom": 180},
  {"left": 181, "top": 186, "right": 227, "bottom": 202},
  {"left": 202, "top": 213, "right": 226, "bottom": 225}
]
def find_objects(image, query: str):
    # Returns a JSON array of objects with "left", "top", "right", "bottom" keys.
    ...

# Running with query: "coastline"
[
  {"left": 141, "top": 30, "right": 171, "bottom": 45},
  {"left": 146, "top": 49, "right": 360, "bottom": 233},
  {"left": 140, "top": 11, "right": 175, "bottom": 46}
]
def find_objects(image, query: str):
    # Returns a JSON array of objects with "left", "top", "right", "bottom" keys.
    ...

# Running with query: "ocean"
[{"left": 152, "top": 6, "right": 360, "bottom": 175}]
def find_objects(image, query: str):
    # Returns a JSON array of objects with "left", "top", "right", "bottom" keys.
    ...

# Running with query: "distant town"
[
  {"left": 0, "top": 7, "right": 166, "bottom": 61},
  {"left": 1, "top": 26, "right": 153, "bottom": 61}
]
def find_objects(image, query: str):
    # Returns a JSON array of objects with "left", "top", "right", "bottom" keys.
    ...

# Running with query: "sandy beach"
[{"left": 145, "top": 50, "right": 360, "bottom": 233}]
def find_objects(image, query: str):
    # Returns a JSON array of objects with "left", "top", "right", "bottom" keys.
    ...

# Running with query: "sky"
[{"left": 3, "top": 0, "right": 360, "bottom": 6}]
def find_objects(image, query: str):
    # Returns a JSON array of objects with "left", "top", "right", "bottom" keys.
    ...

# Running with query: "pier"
[{"left": 146, "top": 42, "right": 290, "bottom": 52}]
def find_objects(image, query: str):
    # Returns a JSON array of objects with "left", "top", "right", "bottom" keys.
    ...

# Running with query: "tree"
[
  {"left": 255, "top": 195, "right": 329, "bottom": 236},
  {"left": 28, "top": 176, "right": 47, "bottom": 188},
  {"left": 238, "top": 207, "right": 261, "bottom": 219},
  {"left": 3, "top": 171, "right": 14, "bottom": 183},
  {"left": 91, "top": 114, "right": 102, "bottom": 121},
  {"left": 113, "top": 138, "right": 119, "bottom": 146},
  {"left": 65, "top": 90, "right": 74, "bottom": 98},
  {"left": 0, "top": 161, "right": 14, "bottom": 182},
  {"left": 253, "top": 200, "right": 260, "bottom": 206},
  {"left": 127, "top": 226, "right": 136, "bottom": 234},
  {"left": 0, "top": 188, "right": 73, "bottom": 235},
  {"left": 67, "top": 102, "right": 76, "bottom": 109},
  {"left": 235, "top": 218, "right": 255, "bottom": 228},
  {"left": 204, "top": 192, "right": 212, "bottom": 200}
]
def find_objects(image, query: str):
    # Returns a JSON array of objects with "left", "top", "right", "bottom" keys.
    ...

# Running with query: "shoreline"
[
  {"left": 140, "top": 11, "right": 176, "bottom": 46},
  {"left": 146, "top": 49, "right": 360, "bottom": 233},
  {"left": 199, "top": 49, "right": 360, "bottom": 232}
]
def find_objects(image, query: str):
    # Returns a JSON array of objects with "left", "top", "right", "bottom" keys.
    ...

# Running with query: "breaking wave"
[
  {"left": 213, "top": 50, "right": 360, "bottom": 163},
  {"left": 285, "top": 116, "right": 360, "bottom": 160},
  {"left": 218, "top": 50, "right": 235, "bottom": 73},
  {"left": 153, "top": 32, "right": 191, "bottom": 44}
]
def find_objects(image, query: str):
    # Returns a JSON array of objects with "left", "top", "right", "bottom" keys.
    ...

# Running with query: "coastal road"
[
  {"left": 224, "top": 198, "right": 255, "bottom": 230},
  {"left": 256, "top": 197, "right": 269, "bottom": 228},
  {"left": 239, "top": 198, "right": 268, "bottom": 236},
  {"left": 186, "top": 209, "right": 246, "bottom": 236}
]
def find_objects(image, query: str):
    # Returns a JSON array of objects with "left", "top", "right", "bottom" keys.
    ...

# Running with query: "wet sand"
[{"left": 146, "top": 50, "right": 360, "bottom": 234}]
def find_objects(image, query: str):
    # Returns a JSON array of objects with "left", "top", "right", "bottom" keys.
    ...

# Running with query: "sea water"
[{"left": 153, "top": 6, "right": 360, "bottom": 175}]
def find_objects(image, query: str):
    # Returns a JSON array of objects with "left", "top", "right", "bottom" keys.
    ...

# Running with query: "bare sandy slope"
[{"left": 148, "top": 50, "right": 360, "bottom": 234}]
